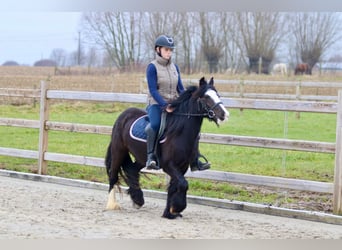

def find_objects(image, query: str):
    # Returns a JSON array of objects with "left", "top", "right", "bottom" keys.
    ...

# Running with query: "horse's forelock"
[{"left": 196, "top": 82, "right": 216, "bottom": 98}]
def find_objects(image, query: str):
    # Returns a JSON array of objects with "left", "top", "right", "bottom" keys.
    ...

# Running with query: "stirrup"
[
  {"left": 190, "top": 154, "right": 211, "bottom": 172},
  {"left": 146, "top": 155, "right": 160, "bottom": 170},
  {"left": 198, "top": 154, "right": 209, "bottom": 164}
]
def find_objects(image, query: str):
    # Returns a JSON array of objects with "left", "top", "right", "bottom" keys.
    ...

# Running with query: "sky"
[
  {"left": 0, "top": 12, "right": 82, "bottom": 65},
  {"left": 1, "top": 10, "right": 342, "bottom": 66}
]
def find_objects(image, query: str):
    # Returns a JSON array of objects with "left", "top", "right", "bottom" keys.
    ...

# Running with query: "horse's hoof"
[
  {"left": 162, "top": 210, "right": 182, "bottom": 219},
  {"left": 127, "top": 188, "right": 145, "bottom": 208},
  {"left": 162, "top": 213, "right": 182, "bottom": 219},
  {"left": 133, "top": 202, "right": 142, "bottom": 209},
  {"left": 106, "top": 188, "right": 122, "bottom": 210},
  {"left": 106, "top": 203, "right": 121, "bottom": 210}
]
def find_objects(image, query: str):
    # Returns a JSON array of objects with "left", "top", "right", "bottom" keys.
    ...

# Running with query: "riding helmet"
[{"left": 154, "top": 35, "right": 175, "bottom": 49}]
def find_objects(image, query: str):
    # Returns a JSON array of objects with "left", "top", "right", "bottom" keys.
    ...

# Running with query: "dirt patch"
[
  {"left": 0, "top": 175, "right": 341, "bottom": 239},
  {"left": 240, "top": 184, "right": 333, "bottom": 213}
]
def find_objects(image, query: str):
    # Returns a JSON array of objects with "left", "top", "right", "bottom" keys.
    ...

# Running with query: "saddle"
[{"left": 129, "top": 114, "right": 167, "bottom": 143}]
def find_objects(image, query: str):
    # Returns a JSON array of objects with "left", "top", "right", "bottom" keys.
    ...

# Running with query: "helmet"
[{"left": 154, "top": 35, "right": 175, "bottom": 49}]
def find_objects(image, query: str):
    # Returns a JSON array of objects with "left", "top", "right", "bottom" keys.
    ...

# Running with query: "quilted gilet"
[{"left": 148, "top": 54, "right": 179, "bottom": 105}]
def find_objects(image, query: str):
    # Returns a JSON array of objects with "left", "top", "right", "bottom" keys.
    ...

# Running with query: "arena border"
[{"left": 1, "top": 169, "right": 342, "bottom": 226}]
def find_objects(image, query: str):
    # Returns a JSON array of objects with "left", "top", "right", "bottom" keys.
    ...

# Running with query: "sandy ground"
[{"left": 0, "top": 175, "right": 341, "bottom": 239}]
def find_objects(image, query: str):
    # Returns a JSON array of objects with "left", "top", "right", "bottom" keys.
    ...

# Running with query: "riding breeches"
[{"left": 146, "top": 104, "right": 162, "bottom": 132}]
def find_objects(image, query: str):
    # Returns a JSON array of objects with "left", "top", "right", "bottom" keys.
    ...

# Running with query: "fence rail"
[
  {"left": 1, "top": 80, "right": 342, "bottom": 215},
  {"left": 182, "top": 78, "right": 342, "bottom": 101},
  {"left": 0, "top": 117, "right": 336, "bottom": 154}
]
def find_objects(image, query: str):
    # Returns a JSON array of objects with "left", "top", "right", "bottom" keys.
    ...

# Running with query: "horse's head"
[{"left": 195, "top": 77, "right": 229, "bottom": 125}]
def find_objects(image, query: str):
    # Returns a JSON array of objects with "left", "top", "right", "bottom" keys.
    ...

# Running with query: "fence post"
[
  {"left": 38, "top": 81, "right": 50, "bottom": 175},
  {"left": 33, "top": 84, "right": 37, "bottom": 108},
  {"left": 239, "top": 79, "right": 244, "bottom": 114},
  {"left": 333, "top": 90, "right": 342, "bottom": 215},
  {"left": 295, "top": 80, "right": 301, "bottom": 119}
]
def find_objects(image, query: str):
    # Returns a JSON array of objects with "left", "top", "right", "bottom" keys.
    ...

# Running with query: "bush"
[
  {"left": 2, "top": 60, "right": 19, "bottom": 66},
  {"left": 33, "top": 59, "right": 57, "bottom": 67}
]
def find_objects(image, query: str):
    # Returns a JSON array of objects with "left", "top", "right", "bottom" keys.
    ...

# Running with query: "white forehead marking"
[
  {"left": 205, "top": 89, "right": 221, "bottom": 103},
  {"left": 205, "top": 89, "right": 230, "bottom": 120}
]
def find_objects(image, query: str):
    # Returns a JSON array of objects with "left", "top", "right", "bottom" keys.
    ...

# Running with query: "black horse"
[{"left": 105, "top": 77, "right": 229, "bottom": 219}]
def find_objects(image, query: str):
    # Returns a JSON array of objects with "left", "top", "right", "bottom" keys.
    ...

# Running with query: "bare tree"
[
  {"left": 143, "top": 12, "right": 183, "bottom": 60},
  {"left": 81, "top": 12, "right": 144, "bottom": 71},
  {"left": 173, "top": 12, "right": 197, "bottom": 74},
  {"left": 67, "top": 51, "right": 79, "bottom": 66},
  {"left": 220, "top": 12, "right": 246, "bottom": 74},
  {"left": 232, "top": 12, "right": 286, "bottom": 74},
  {"left": 84, "top": 46, "right": 100, "bottom": 73},
  {"left": 197, "top": 12, "right": 224, "bottom": 73},
  {"left": 291, "top": 12, "right": 342, "bottom": 74},
  {"left": 50, "top": 48, "right": 67, "bottom": 67}
]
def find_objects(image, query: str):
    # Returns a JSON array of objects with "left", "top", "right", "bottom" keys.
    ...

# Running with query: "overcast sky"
[
  {"left": 0, "top": 12, "right": 82, "bottom": 65},
  {"left": 1, "top": 11, "right": 342, "bottom": 66}
]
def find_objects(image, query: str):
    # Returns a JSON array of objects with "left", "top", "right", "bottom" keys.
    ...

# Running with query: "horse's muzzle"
[{"left": 217, "top": 105, "right": 229, "bottom": 123}]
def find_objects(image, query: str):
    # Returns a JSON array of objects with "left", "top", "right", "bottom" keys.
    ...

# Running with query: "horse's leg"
[
  {"left": 106, "top": 159, "right": 121, "bottom": 210},
  {"left": 122, "top": 158, "right": 145, "bottom": 208},
  {"left": 162, "top": 173, "right": 188, "bottom": 219},
  {"left": 105, "top": 141, "right": 127, "bottom": 210},
  {"left": 106, "top": 186, "right": 120, "bottom": 210}
]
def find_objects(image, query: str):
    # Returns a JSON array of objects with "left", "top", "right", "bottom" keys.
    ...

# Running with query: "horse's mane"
[
  {"left": 170, "top": 85, "right": 197, "bottom": 108},
  {"left": 170, "top": 84, "right": 212, "bottom": 108},
  {"left": 166, "top": 84, "right": 210, "bottom": 136}
]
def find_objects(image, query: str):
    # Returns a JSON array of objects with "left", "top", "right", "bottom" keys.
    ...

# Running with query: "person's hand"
[{"left": 165, "top": 104, "right": 175, "bottom": 113}]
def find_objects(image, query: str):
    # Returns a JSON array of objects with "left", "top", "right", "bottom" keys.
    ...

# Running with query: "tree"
[
  {"left": 220, "top": 13, "right": 246, "bottom": 74},
  {"left": 174, "top": 12, "right": 196, "bottom": 74},
  {"left": 84, "top": 46, "right": 100, "bottom": 71},
  {"left": 34, "top": 59, "right": 56, "bottom": 67},
  {"left": 232, "top": 12, "right": 286, "bottom": 74},
  {"left": 81, "top": 12, "right": 144, "bottom": 71},
  {"left": 198, "top": 13, "right": 224, "bottom": 73},
  {"left": 291, "top": 12, "right": 342, "bottom": 74},
  {"left": 2, "top": 60, "right": 19, "bottom": 66},
  {"left": 50, "top": 48, "right": 67, "bottom": 67},
  {"left": 144, "top": 13, "right": 184, "bottom": 58}
]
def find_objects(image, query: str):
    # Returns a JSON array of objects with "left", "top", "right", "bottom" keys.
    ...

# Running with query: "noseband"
[
  {"left": 173, "top": 96, "right": 222, "bottom": 121},
  {"left": 200, "top": 99, "right": 223, "bottom": 119}
]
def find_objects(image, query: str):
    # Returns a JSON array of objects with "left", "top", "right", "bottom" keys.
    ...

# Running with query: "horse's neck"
[
  {"left": 167, "top": 98, "right": 204, "bottom": 138},
  {"left": 179, "top": 116, "right": 203, "bottom": 139},
  {"left": 166, "top": 113, "right": 203, "bottom": 137}
]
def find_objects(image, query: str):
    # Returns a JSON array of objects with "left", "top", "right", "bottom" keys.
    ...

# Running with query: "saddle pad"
[{"left": 129, "top": 115, "right": 166, "bottom": 143}]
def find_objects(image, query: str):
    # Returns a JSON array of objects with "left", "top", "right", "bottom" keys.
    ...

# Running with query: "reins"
[{"left": 172, "top": 99, "right": 223, "bottom": 120}]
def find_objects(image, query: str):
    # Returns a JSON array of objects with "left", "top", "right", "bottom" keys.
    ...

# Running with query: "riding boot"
[
  {"left": 190, "top": 135, "right": 211, "bottom": 171},
  {"left": 190, "top": 154, "right": 211, "bottom": 172},
  {"left": 145, "top": 124, "right": 160, "bottom": 170}
]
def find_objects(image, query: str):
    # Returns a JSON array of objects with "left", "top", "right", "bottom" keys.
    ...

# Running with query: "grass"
[
  {"left": 0, "top": 101, "right": 336, "bottom": 209},
  {"left": 0, "top": 67, "right": 339, "bottom": 211}
]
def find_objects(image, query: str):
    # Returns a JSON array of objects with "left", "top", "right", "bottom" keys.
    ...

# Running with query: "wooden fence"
[
  {"left": 182, "top": 78, "right": 342, "bottom": 101},
  {"left": 1, "top": 80, "right": 342, "bottom": 215}
]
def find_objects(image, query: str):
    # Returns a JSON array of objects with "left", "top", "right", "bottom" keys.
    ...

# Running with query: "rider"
[{"left": 145, "top": 34, "right": 210, "bottom": 171}]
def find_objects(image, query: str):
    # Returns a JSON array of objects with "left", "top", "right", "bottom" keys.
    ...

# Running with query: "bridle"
[
  {"left": 172, "top": 94, "right": 223, "bottom": 120},
  {"left": 204, "top": 101, "right": 223, "bottom": 119}
]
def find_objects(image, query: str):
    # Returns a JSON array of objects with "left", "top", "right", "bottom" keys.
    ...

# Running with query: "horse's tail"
[{"left": 105, "top": 141, "right": 112, "bottom": 176}]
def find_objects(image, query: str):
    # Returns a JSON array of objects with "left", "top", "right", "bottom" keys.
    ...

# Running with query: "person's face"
[{"left": 157, "top": 47, "right": 173, "bottom": 60}]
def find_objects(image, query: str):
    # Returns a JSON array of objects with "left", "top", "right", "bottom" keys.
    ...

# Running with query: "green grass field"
[{"left": 0, "top": 101, "right": 337, "bottom": 208}]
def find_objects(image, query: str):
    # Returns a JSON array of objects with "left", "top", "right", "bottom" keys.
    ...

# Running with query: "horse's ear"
[
  {"left": 199, "top": 77, "right": 206, "bottom": 86},
  {"left": 209, "top": 77, "right": 214, "bottom": 85}
]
